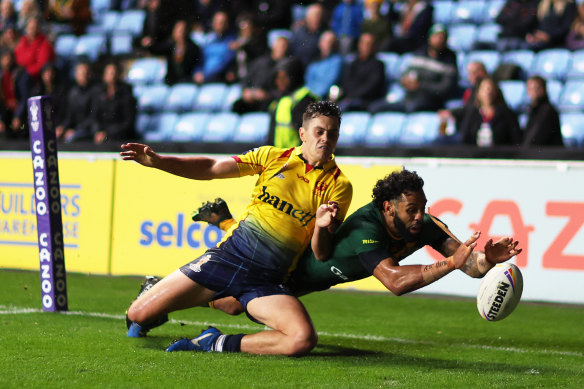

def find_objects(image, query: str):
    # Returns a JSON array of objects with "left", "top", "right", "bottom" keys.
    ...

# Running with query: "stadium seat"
[
  {"left": 500, "top": 80, "right": 527, "bottom": 112},
  {"left": 110, "top": 33, "right": 133, "bottom": 56},
  {"left": 377, "top": 52, "right": 401, "bottom": 82},
  {"left": 192, "top": 83, "right": 228, "bottom": 112},
  {"left": 137, "top": 84, "right": 170, "bottom": 113},
  {"left": 473, "top": 23, "right": 501, "bottom": 48},
  {"left": 136, "top": 113, "right": 151, "bottom": 137},
  {"left": 202, "top": 112, "right": 240, "bottom": 143},
  {"left": 500, "top": 50, "right": 535, "bottom": 79},
  {"left": 396, "top": 52, "right": 413, "bottom": 76},
  {"left": 566, "top": 49, "right": 584, "bottom": 79},
  {"left": 143, "top": 112, "right": 179, "bottom": 142},
  {"left": 560, "top": 112, "right": 584, "bottom": 147},
  {"left": 221, "top": 83, "right": 242, "bottom": 111},
  {"left": 558, "top": 80, "right": 584, "bottom": 111},
  {"left": 385, "top": 83, "right": 405, "bottom": 104},
  {"left": 54, "top": 34, "right": 77, "bottom": 59},
  {"left": 337, "top": 112, "right": 371, "bottom": 147},
  {"left": 232, "top": 112, "right": 271, "bottom": 144},
  {"left": 452, "top": 1, "right": 486, "bottom": 24},
  {"left": 399, "top": 112, "right": 441, "bottom": 145},
  {"left": 90, "top": 0, "right": 111, "bottom": 16},
  {"left": 267, "top": 29, "right": 293, "bottom": 47},
  {"left": 433, "top": 0, "right": 455, "bottom": 26},
  {"left": 546, "top": 80, "right": 563, "bottom": 106},
  {"left": 87, "top": 10, "right": 120, "bottom": 34},
  {"left": 484, "top": 0, "right": 506, "bottom": 23},
  {"left": 363, "top": 112, "right": 406, "bottom": 147},
  {"left": 170, "top": 112, "right": 211, "bottom": 142},
  {"left": 113, "top": 9, "right": 146, "bottom": 37},
  {"left": 126, "top": 58, "right": 166, "bottom": 85},
  {"left": 463, "top": 50, "right": 501, "bottom": 79},
  {"left": 74, "top": 33, "right": 107, "bottom": 61},
  {"left": 531, "top": 49, "right": 572, "bottom": 81},
  {"left": 164, "top": 83, "right": 199, "bottom": 112},
  {"left": 447, "top": 24, "right": 478, "bottom": 52}
]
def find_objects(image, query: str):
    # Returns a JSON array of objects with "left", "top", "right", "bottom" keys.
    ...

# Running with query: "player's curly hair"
[
  {"left": 372, "top": 169, "right": 424, "bottom": 210},
  {"left": 302, "top": 100, "right": 342, "bottom": 127}
]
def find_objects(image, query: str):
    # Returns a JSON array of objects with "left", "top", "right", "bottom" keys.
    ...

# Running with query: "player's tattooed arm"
[
  {"left": 458, "top": 237, "right": 522, "bottom": 278},
  {"left": 438, "top": 236, "right": 490, "bottom": 278}
]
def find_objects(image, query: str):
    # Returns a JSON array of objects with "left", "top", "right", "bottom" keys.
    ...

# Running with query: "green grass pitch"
[{"left": 1, "top": 269, "right": 582, "bottom": 388}]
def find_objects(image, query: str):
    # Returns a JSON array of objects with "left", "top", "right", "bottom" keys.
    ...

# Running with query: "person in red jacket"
[{"left": 14, "top": 17, "right": 55, "bottom": 80}]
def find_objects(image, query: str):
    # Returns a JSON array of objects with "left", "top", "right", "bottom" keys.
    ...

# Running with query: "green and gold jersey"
[
  {"left": 289, "top": 202, "right": 452, "bottom": 294},
  {"left": 219, "top": 145, "right": 353, "bottom": 273}
]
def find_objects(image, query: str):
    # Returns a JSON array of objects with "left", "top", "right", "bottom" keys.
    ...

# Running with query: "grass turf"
[{"left": 1, "top": 269, "right": 583, "bottom": 388}]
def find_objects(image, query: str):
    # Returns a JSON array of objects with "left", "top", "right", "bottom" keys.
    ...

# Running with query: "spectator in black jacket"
[
  {"left": 522, "top": 75, "right": 563, "bottom": 147},
  {"left": 337, "top": 32, "right": 386, "bottom": 112},
  {"left": 524, "top": 0, "right": 576, "bottom": 51},
  {"left": 495, "top": 0, "right": 539, "bottom": 51}
]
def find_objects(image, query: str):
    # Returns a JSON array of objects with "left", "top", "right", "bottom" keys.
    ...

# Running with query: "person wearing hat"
[{"left": 370, "top": 23, "right": 458, "bottom": 114}]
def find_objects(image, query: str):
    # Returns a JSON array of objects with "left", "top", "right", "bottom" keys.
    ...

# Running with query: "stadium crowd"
[{"left": 0, "top": 0, "right": 580, "bottom": 151}]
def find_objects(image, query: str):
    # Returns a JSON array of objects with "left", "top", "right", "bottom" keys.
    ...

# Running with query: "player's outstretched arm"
[
  {"left": 373, "top": 232, "right": 479, "bottom": 296},
  {"left": 120, "top": 143, "right": 240, "bottom": 180},
  {"left": 460, "top": 237, "right": 522, "bottom": 278}
]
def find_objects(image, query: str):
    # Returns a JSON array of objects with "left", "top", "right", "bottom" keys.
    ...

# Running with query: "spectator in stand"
[
  {"left": 193, "top": 10, "right": 236, "bottom": 84},
  {"left": 370, "top": 24, "right": 457, "bottom": 114},
  {"left": 566, "top": 1, "right": 584, "bottom": 50},
  {"left": 44, "top": 0, "right": 92, "bottom": 36},
  {"left": 0, "top": 0, "right": 17, "bottom": 32},
  {"left": 146, "top": 19, "right": 201, "bottom": 86},
  {"left": 17, "top": 0, "right": 41, "bottom": 33},
  {"left": 361, "top": 0, "right": 391, "bottom": 50},
  {"left": 0, "top": 25, "right": 19, "bottom": 52},
  {"left": 459, "top": 76, "right": 521, "bottom": 147},
  {"left": 337, "top": 32, "right": 385, "bottom": 112},
  {"left": 0, "top": 50, "right": 33, "bottom": 139},
  {"left": 31, "top": 63, "right": 68, "bottom": 126},
  {"left": 495, "top": 0, "right": 539, "bottom": 52},
  {"left": 381, "top": 0, "right": 433, "bottom": 54},
  {"left": 305, "top": 30, "right": 343, "bottom": 99},
  {"left": 521, "top": 75, "right": 563, "bottom": 147},
  {"left": 88, "top": 62, "right": 136, "bottom": 144},
  {"left": 523, "top": 0, "right": 576, "bottom": 51},
  {"left": 331, "top": 0, "right": 363, "bottom": 55},
  {"left": 267, "top": 57, "right": 318, "bottom": 148},
  {"left": 290, "top": 3, "right": 327, "bottom": 66},
  {"left": 232, "top": 35, "right": 290, "bottom": 114},
  {"left": 229, "top": 13, "right": 268, "bottom": 82},
  {"left": 55, "top": 61, "right": 95, "bottom": 142},
  {"left": 137, "top": 0, "right": 175, "bottom": 53},
  {"left": 14, "top": 17, "right": 54, "bottom": 80}
]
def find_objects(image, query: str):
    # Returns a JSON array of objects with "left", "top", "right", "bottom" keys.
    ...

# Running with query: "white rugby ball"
[{"left": 477, "top": 263, "right": 523, "bottom": 321}]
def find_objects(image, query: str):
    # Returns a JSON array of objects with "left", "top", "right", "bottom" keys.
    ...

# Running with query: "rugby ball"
[{"left": 477, "top": 263, "right": 523, "bottom": 321}]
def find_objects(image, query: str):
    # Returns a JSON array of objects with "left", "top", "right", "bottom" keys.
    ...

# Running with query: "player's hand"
[
  {"left": 453, "top": 231, "right": 479, "bottom": 269},
  {"left": 120, "top": 143, "right": 160, "bottom": 168},
  {"left": 315, "top": 201, "right": 339, "bottom": 229},
  {"left": 485, "top": 237, "right": 522, "bottom": 265}
]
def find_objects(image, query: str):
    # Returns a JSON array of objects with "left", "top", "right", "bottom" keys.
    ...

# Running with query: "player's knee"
[
  {"left": 127, "top": 302, "right": 152, "bottom": 325},
  {"left": 286, "top": 328, "right": 318, "bottom": 356}
]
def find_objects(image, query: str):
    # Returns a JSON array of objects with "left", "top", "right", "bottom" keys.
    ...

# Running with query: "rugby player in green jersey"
[{"left": 190, "top": 169, "right": 521, "bottom": 315}]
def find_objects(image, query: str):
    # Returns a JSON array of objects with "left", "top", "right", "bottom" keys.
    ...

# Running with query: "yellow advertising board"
[{"left": 0, "top": 153, "right": 114, "bottom": 274}]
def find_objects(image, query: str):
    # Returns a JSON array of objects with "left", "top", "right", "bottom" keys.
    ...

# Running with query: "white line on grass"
[{"left": 1, "top": 305, "right": 582, "bottom": 358}]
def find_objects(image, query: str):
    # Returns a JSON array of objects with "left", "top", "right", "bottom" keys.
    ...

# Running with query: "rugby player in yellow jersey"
[{"left": 120, "top": 101, "right": 353, "bottom": 356}]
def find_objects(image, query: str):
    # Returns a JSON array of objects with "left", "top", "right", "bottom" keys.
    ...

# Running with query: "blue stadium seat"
[
  {"left": 474, "top": 23, "right": 501, "bottom": 48},
  {"left": 137, "top": 84, "right": 170, "bottom": 113},
  {"left": 268, "top": 29, "right": 293, "bottom": 47},
  {"left": 143, "top": 112, "right": 179, "bottom": 142},
  {"left": 232, "top": 112, "right": 271, "bottom": 144},
  {"left": 501, "top": 50, "right": 535, "bottom": 79},
  {"left": 485, "top": 0, "right": 506, "bottom": 23},
  {"left": 546, "top": 80, "right": 563, "bottom": 106},
  {"left": 399, "top": 112, "right": 441, "bottom": 145},
  {"left": 136, "top": 113, "right": 151, "bottom": 137},
  {"left": 566, "top": 49, "right": 584, "bottom": 79},
  {"left": 171, "top": 112, "right": 211, "bottom": 142},
  {"left": 87, "top": 10, "right": 120, "bottom": 34},
  {"left": 110, "top": 33, "right": 133, "bottom": 56},
  {"left": 164, "top": 83, "right": 199, "bottom": 112},
  {"left": 377, "top": 52, "right": 401, "bottom": 82},
  {"left": 113, "top": 9, "right": 146, "bottom": 37},
  {"left": 396, "top": 53, "right": 414, "bottom": 76},
  {"left": 54, "top": 34, "right": 77, "bottom": 59},
  {"left": 126, "top": 58, "right": 166, "bottom": 85},
  {"left": 560, "top": 112, "right": 584, "bottom": 147},
  {"left": 385, "top": 83, "right": 405, "bottom": 104},
  {"left": 531, "top": 49, "right": 572, "bottom": 81},
  {"left": 74, "top": 34, "right": 107, "bottom": 61},
  {"left": 202, "top": 113, "right": 240, "bottom": 143},
  {"left": 558, "top": 80, "right": 584, "bottom": 111},
  {"left": 193, "top": 83, "right": 228, "bottom": 112},
  {"left": 91, "top": 0, "right": 111, "bottom": 17},
  {"left": 433, "top": 0, "right": 455, "bottom": 26},
  {"left": 221, "top": 83, "right": 242, "bottom": 111},
  {"left": 452, "top": 1, "right": 486, "bottom": 24},
  {"left": 447, "top": 24, "right": 478, "bottom": 52},
  {"left": 500, "top": 80, "right": 527, "bottom": 112},
  {"left": 337, "top": 112, "right": 370, "bottom": 147},
  {"left": 463, "top": 50, "right": 501, "bottom": 79},
  {"left": 364, "top": 112, "right": 405, "bottom": 147}
]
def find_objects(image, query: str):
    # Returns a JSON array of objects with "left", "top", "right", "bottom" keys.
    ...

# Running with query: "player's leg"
[{"left": 241, "top": 294, "right": 317, "bottom": 356}]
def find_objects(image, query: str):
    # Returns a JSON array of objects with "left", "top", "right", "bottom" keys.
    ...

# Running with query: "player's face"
[
  {"left": 299, "top": 115, "right": 340, "bottom": 166},
  {"left": 391, "top": 191, "right": 427, "bottom": 241}
]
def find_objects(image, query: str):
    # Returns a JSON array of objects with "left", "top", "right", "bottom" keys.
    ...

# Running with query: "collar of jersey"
[{"left": 294, "top": 146, "right": 336, "bottom": 172}]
